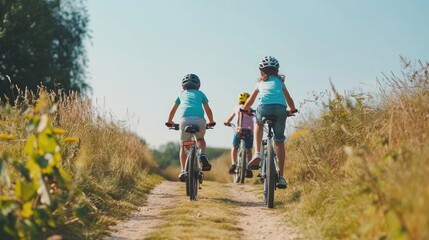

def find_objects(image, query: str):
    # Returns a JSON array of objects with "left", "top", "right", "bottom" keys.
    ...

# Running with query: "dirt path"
[
  {"left": 226, "top": 183, "right": 302, "bottom": 240},
  {"left": 105, "top": 181, "right": 302, "bottom": 240},
  {"left": 105, "top": 181, "right": 181, "bottom": 240}
]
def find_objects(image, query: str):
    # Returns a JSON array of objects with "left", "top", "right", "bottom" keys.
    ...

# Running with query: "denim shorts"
[
  {"left": 232, "top": 130, "right": 253, "bottom": 149},
  {"left": 255, "top": 104, "right": 287, "bottom": 142}
]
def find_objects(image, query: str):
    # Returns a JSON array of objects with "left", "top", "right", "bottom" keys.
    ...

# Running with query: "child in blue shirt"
[
  {"left": 242, "top": 56, "right": 297, "bottom": 189},
  {"left": 166, "top": 74, "right": 215, "bottom": 182}
]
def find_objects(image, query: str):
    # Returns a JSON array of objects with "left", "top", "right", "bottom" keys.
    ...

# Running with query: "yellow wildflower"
[
  {"left": 0, "top": 133, "right": 16, "bottom": 140},
  {"left": 63, "top": 137, "right": 79, "bottom": 143},
  {"left": 53, "top": 128, "right": 68, "bottom": 134}
]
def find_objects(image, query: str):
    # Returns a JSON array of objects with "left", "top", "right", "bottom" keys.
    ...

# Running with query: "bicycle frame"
[
  {"left": 166, "top": 122, "right": 214, "bottom": 201},
  {"left": 258, "top": 110, "right": 296, "bottom": 208},
  {"left": 231, "top": 109, "right": 255, "bottom": 183},
  {"left": 260, "top": 119, "right": 279, "bottom": 208},
  {"left": 227, "top": 123, "right": 251, "bottom": 184}
]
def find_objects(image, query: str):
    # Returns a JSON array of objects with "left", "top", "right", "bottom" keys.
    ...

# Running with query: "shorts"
[
  {"left": 179, "top": 117, "right": 206, "bottom": 142},
  {"left": 232, "top": 130, "right": 253, "bottom": 149},
  {"left": 255, "top": 104, "right": 287, "bottom": 142}
]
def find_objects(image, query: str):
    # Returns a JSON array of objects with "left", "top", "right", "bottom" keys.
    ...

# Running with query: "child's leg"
[
  {"left": 180, "top": 145, "right": 187, "bottom": 170},
  {"left": 231, "top": 147, "right": 237, "bottom": 164},
  {"left": 246, "top": 148, "right": 252, "bottom": 161},
  {"left": 246, "top": 132, "right": 254, "bottom": 159},
  {"left": 253, "top": 123, "right": 263, "bottom": 153},
  {"left": 248, "top": 123, "right": 263, "bottom": 168},
  {"left": 274, "top": 142, "right": 285, "bottom": 177},
  {"left": 197, "top": 138, "right": 206, "bottom": 152},
  {"left": 198, "top": 137, "right": 212, "bottom": 171}
]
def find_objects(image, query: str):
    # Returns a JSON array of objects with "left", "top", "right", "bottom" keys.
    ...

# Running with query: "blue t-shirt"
[
  {"left": 255, "top": 76, "right": 287, "bottom": 106},
  {"left": 175, "top": 89, "right": 209, "bottom": 118}
]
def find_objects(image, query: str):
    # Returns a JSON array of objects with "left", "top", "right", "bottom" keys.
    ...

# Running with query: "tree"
[
  {"left": 153, "top": 142, "right": 181, "bottom": 169},
  {"left": 0, "top": 0, "right": 90, "bottom": 103}
]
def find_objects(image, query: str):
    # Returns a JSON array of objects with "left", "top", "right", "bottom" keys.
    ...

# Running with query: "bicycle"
[
  {"left": 251, "top": 109, "right": 297, "bottom": 208},
  {"left": 225, "top": 122, "right": 252, "bottom": 183},
  {"left": 224, "top": 109, "right": 255, "bottom": 184},
  {"left": 166, "top": 122, "right": 215, "bottom": 201}
]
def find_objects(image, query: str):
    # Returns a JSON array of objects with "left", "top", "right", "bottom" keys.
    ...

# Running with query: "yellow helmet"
[{"left": 238, "top": 92, "right": 250, "bottom": 104}]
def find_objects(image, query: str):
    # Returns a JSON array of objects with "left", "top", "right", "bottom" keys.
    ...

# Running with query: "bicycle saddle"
[
  {"left": 262, "top": 115, "right": 277, "bottom": 123},
  {"left": 184, "top": 125, "right": 200, "bottom": 133}
]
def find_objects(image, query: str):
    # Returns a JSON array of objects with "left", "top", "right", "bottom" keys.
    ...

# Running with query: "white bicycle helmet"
[
  {"left": 258, "top": 56, "right": 280, "bottom": 69},
  {"left": 182, "top": 74, "right": 200, "bottom": 89}
]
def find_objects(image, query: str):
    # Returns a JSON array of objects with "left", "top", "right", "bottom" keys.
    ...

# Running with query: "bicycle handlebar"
[
  {"left": 165, "top": 122, "right": 180, "bottom": 130},
  {"left": 165, "top": 122, "right": 216, "bottom": 130},
  {"left": 286, "top": 109, "right": 298, "bottom": 117}
]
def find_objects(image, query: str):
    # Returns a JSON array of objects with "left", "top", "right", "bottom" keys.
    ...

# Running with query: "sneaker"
[
  {"left": 246, "top": 169, "right": 253, "bottom": 178},
  {"left": 277, "top": 176, "right": 287, "bottom": 189},
  {"left": 200, "top": 153, "right": 212, "bottom": 171},
  {"left": 228, "top": 164, "right": 236, "bottom": 174},
  {"left": 247, "top": 152, "right": 261, "bottom": 170},
  {"left": 178, "top": 170, "right": 187, "bottom": 182}
]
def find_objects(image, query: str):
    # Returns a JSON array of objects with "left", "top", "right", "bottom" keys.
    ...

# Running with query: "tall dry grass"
[
  {"left": 53, "top": 92, "right": 161, "bottom": 237},
  {"left": 1, "top": 88, "right": 161, "bottom": 238},
  {"left": 283, "top": 59, "right": 429, "bottom": 239}
]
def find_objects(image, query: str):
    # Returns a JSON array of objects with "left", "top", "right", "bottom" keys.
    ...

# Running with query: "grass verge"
[{"left": 279, "top": 59, "right": 429, "bottom": 239}]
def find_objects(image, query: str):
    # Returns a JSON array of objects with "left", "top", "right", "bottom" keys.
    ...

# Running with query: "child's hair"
[
  {"left": 184, "top": 85, "right": 199, "bottom": 90},
  {"left": 259, "top": 67, "right": 285, "bottom": 82}
]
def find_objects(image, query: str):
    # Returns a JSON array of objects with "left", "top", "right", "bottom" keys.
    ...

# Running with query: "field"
[{"left": 1, "top": 59, "right": 428, "bottom": 239}]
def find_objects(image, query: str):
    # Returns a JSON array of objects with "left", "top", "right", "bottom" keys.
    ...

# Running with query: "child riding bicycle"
[
  {"left": 224, "top": 92, "right": 254, "bottom": 178},
  {"left": 242, "top": 56, "right": 297, "bottom": 189},
  {"left": 166, "top": 73, "right": 215, "bottom": 182}
]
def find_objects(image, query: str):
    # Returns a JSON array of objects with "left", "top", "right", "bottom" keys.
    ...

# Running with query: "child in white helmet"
[
  {"left": 166, "top": 74, "right": 215, "bottom": 182},
  {"left": 224, "top": 92, "right": 255, "bottom": 178},
  {"left": 242, "top": 56, "right": 297, "bottom": 189}
]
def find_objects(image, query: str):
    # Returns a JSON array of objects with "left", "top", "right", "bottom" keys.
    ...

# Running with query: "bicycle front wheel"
[
  {"left": 239, "top": 144, "right": 246, "bottom": 184},
  {"left": 266, "top": 141, "right": 276, "bottom": 208},
  {"left": 234, "top": 148, "right": 240, "bottom": 183}
]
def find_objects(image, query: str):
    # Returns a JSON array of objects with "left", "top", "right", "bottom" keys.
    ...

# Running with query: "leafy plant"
[{"left": 0, "top": 91, "right": 84, "bottom": 239}]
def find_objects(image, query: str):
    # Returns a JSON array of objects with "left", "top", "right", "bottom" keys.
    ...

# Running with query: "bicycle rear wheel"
[
  {"left": 266, "top": 140, "right": 276, "bottom": 208},
  {"left": 184, "top": 152, "right": 190, "bottom": 196},
  {"left": 187, "top": 146, "right": 198, "bottom": 200}
]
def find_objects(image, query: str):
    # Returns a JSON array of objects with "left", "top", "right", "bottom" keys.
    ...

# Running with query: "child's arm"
[
  {"left": 203, "top": 103, "right": 215, "bottom": 124},
  {"left": 283, "top": 88, "right": 297, "bottom": 112},
  {"left": 224, "top": 112, "right": 235, "bottom": 125},
  {"left": 167, "top": 103, "right": 179, "bottom": 124},
  {"left": 242, "top": 89, "right": 259, "bottom": 111}
]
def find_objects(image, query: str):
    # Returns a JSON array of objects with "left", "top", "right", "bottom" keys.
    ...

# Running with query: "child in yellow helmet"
[{"left": 224, "top": 92, "right": 255, "bottom": 178}]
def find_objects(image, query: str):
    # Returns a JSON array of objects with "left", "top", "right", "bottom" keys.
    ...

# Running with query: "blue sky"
[{"left": 86, "top": 0, "right": 429, "bottom": 149}]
